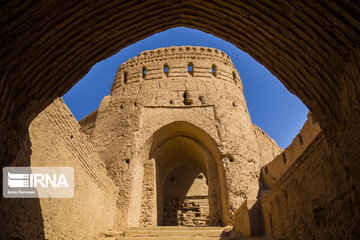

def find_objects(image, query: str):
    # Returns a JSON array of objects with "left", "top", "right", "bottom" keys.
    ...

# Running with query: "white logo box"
[{"left": 3, "top": 167, "right": 74, "bottom": 198}]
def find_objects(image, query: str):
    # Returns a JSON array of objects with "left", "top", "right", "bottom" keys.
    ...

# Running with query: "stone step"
[
  {"left": 101, "top": 227, "right": 272, "bottom": 240},
  {"left": 103, "top": 230, "right": 124, "bottom": 237},
  {"left": 128, "top": 226, "right": 224, "bottom": 231},
  {"left": 123, "top": 229, "right": 224, "bottom": 237},
  {"left": 102, "top": 236, "right": 272, "bottom": 240},
  {"left": 106, "top": 238, "right": 231, "bottom": 240}
]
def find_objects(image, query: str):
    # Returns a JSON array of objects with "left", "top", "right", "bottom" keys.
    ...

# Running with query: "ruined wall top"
[
  {"left": 261, "top": 112, "right": 321, "bottom": 189},
  {"left": 111, "top": 46, "right": 242, "bottom": 93}
]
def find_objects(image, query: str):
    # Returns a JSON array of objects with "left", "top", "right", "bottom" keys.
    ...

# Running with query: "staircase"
[
  {"left": 102, "top": 226, "right": 273, "bottom": 240},
  {"left": 102, "top": 226, "right": 228, "bottom": 239}
]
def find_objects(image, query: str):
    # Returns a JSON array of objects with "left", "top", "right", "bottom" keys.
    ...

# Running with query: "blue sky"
[{"left": 63, "top": 27, "right": 308, "bottom": 149}]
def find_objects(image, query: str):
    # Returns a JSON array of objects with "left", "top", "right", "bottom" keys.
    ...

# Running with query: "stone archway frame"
[{"left": 132, "top": 121, "right": 230, "bottom": 227}]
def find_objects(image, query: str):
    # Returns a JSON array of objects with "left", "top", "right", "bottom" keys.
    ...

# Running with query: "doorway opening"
[
  {"left": 162, "top": 165, "right": 209, "bottom": 226},
  {"left": 137, "top": 121, "right": 227, "bottom": 227}
]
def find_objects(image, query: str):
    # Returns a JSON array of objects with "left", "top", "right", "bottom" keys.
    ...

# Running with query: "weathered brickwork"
[
  {"left": 236, "top": 112, "right": 359, "bottom": 239},
  {"left": 29, "top": 99, "right": 118, "bottom": 239},
  {"left": 261, "top": 112, "right": 321, "bottom": 189},
  {"left": 259, "top": 130, "right": 360, "bottom": 239}
]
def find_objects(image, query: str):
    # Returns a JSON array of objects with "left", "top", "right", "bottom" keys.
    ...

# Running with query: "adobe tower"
[{"left": 79, "top": 46, "right": 281, "bottom": 228}]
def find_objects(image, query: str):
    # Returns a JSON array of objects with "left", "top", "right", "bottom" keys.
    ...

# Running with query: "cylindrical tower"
[{"left": 81, "top": 46, "right": 281, "bottom": 229}]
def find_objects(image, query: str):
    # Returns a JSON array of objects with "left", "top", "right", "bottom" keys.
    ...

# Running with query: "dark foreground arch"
[{"left": 0, "top": 1, "right": 359, "bottom": 239}]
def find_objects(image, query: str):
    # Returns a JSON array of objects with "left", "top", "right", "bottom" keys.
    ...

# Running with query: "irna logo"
[
  {"left": 8, "top": 172, "right": 69, "bottom": 188},
  {"left": 3, "top": 167, "right": 74, "bottom": 198}
]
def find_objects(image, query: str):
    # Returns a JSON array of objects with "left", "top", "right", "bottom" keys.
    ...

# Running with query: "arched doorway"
[
  {"left": 153, "top": 135, "right": 217, "bottom": 226},
  {"left": 139, "top": 121, "right": 228, "bottom": 227}
]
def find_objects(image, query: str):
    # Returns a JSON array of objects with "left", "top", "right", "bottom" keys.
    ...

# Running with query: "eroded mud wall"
[{"left": 29, "top": 98, "right": 118, "bottom": 239}]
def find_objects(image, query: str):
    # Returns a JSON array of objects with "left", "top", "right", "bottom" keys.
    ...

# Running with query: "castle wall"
[
  {"left": 260, "top": 132, "right": 335, "bottom": 239},
  {"left": 29, "top": 98, "right": 118, "bottom": 239},
  {"left": 79, "top": 109, "right": 98, "bottom": 141},
  {"left": 256, "top": 111, "right": 358, "bottom": 239},
  {"left": 253, "top": 124, "right": 284, "bottom": 170},
  {"left": 261, "top": 112, "right": 321, "bottom": 189},
  {"left": 88, "top": 46, "right": 282, "bottom": 228}
]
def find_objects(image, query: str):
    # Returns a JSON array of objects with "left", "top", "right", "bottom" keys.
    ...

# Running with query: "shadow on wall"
[
  {"left": 0, "top": 132, "right": 45, "bottom": 240},
  {"left": 231, "top": 182, "right": 266, "bottom": 238},
  {"left": 232, "top": 112, "right": 331, "bottom": 239}
]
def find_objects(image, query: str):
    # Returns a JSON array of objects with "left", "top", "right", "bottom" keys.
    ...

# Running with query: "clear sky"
[{"left": 63, "top": 27, "right": 308, "bottom": 149}]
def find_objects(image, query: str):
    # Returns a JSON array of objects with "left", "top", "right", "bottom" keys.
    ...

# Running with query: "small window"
[
  {"left": 233, "top": 71, "right": 237, "bottom": 84},
  {"left": 124, "top": 72, "right": 128, "bottom": 84},
  {"left": 164, "top": 64, "right": 169, "bottom": 76},
  {"left": 142, "top": 67, "right": 146, "bottom": 78},
  {"left": 188, "top": 63, "right": 194, "bottom": 75},
  {"left": 211, "top": 64, "right": 217, "bottom": 76},
  {"left": 298, "top": 134, "right": 303, "bottom": 145},
  {"left": 282, "top": 153, "right": 287, "bottom": 164}
]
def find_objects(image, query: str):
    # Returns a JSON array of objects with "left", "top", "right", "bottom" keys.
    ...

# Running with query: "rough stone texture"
[
  {"left": 259, "top": 115, "right": 360, "bottom": 239},
  {"left": 29, "top": 98, "right": 118, "bottom": 240},
  {"left": 82, "top": 46, "right": 281, "bottom": 229},
  {"left": 260, "top": 133, "right": 329, "bottom": 239},
  {"left": 234, "top": 200, "right": 252, "bottom": 238},
  {"left": 0, "top": 1, "right": 359, "bottom": 239},
  {"left": 79, "top": 109, "right": 98, "bottom": 141}
]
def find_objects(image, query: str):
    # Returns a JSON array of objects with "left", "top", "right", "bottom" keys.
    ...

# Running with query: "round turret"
[
  {"left": 111, "top": 46, "right": 242, "bottom": 94},
  {"left": 89, "top": 46, "right": 280, "bottom": 228}
]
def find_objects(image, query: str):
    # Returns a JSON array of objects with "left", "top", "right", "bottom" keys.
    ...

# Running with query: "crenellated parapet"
[
  {"left": 261, "top": 112, "right": 321, "bottom": 189},
  {"left": 111, "top": 46, "right": 242, "bottom": 93}
]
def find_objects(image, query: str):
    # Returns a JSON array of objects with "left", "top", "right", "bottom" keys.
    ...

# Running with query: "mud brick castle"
[{"left": 1, "top": 2, "right": 359, "bottom": 240}]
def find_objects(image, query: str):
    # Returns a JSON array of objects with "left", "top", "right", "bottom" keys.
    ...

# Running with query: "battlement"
[
  {"left": 124, "top": 46, "right": 233, "bottom": 65},
  {"left": 261, "top": 112, "right": 321, "bottom": 189},
  {"left": 110, "top": 46, "right": 242, "bottom": 93}
]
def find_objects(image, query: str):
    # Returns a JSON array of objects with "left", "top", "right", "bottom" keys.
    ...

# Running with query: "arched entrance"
[{"left": 139, "top": 121, "right": 228, "bottom": 227}]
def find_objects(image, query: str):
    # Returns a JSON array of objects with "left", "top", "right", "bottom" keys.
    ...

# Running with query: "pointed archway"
[{"left": 137, "top": 121, "right": 229, "bottom": 227}]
